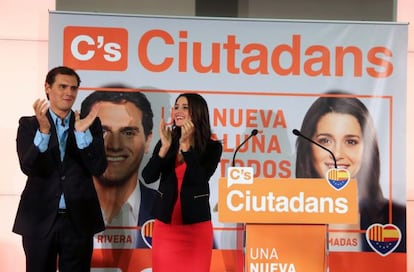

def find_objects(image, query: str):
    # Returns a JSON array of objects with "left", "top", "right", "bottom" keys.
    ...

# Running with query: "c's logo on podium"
[{"left": 227, "top": 167, "right": 253, "bottom": 187}]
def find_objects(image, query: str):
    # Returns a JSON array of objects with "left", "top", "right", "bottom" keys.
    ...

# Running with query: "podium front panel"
[{"left": 245, "top": 224, "right": 328, "bottom": 272}]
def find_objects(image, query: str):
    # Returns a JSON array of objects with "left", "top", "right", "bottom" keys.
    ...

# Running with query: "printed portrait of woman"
[{"left": 294, "top": 91, "right": 406, "bottom": 253}]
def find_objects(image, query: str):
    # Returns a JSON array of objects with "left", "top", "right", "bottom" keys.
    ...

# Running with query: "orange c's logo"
[{"left": 63, "top": 26, "right": 128, "bottom": 71}]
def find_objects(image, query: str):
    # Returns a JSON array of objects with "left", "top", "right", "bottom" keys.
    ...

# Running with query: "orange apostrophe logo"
[{"left": 63, "top": 26, "right": 128, "bottom": 71}]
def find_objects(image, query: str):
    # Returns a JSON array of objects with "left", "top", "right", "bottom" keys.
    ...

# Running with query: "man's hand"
[
  {"left": 33, "top": 98, "right": 51, "bottom": 134},
  {"left": 75, "top": 103, "right": 100, "bottom": 132}
]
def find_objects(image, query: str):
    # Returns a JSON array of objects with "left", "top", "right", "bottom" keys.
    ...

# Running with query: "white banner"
[{"left": 49, "top": 11, "right": 408, "bottom": 271}]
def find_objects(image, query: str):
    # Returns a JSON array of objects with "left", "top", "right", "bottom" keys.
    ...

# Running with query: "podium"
[{"left": 218, "top": 167, "right": 358, "bottom": 272}]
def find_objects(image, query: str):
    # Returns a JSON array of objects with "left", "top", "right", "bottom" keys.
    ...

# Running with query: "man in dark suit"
[
  {"left": 12, "top": 66, "right": 107, "bottom": 272},
  {"left": 80, "top": 89, "right": 156, "bottom": 249}
]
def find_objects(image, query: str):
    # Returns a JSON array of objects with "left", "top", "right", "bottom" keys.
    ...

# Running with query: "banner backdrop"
[{"left": 49, "top": 11, "right": 408, "bottom": 271}]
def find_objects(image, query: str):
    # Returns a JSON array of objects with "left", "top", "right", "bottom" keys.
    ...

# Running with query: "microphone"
[
  {"left": 292, "top": 129, "right": 337, "bottom": 169},
  {"left": 231, "top": 129, "right": 259, "bottom": 167}
]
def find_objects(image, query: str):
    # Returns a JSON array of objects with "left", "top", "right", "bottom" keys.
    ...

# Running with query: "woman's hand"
[
  {"left": 179, "top": 120, "right": 194, "bottom": 151},
  {"left": 158, "top": 119, "right": 172, "bottom": 158}
]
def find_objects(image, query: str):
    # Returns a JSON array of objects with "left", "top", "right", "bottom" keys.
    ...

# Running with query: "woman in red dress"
[{"left": 142, "top": 93, "right": 222, "bottom": 272}]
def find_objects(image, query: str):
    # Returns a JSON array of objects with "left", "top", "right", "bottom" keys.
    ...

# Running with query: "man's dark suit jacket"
[{"left": 13, "top": 111, "right": 107, "bottom": 237}]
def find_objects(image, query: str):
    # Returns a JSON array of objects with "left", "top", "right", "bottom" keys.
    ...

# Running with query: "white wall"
[{"left": 0, "top": 1, "right": 54, "bottom": 270}]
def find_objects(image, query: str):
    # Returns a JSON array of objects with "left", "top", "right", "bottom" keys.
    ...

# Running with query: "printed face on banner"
[
  {"left": 312, "top": 113, "right": 363, "bottom": 179},
  {"left": 98, "top": 101, "right": 151, "bottom": 184}
]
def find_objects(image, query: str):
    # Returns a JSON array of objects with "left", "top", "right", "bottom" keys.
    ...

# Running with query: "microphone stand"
[{"left": 231, "top": 129, "right": 258, "bottom": 167}]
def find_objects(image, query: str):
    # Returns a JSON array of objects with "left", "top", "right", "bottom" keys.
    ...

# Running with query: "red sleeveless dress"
[{"left": 152, "top": 160, "right": 213, "bottom": 272}]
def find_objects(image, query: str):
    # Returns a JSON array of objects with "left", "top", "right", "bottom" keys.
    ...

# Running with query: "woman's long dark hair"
[
  {"left": 295, "top": 91, "right": 384, "bottom": 208},
  {"left": 171, "top": 93, "right": 212, "bottom": 154}
]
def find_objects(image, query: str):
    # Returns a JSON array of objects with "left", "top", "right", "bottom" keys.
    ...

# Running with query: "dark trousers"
[{"left": 22, "top": 212, "right": 94, "bottom": 272}]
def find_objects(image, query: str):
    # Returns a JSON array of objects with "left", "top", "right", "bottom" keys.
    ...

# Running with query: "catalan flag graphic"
[
  {"left": 141, "top": 219, "right": 155, "bottom": 248},
  {"left": 366, "top": 224, "right": 401, "bottom": 256},
  {"left": 326, "top": 169, "right": 350, "bottom": 190}
]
